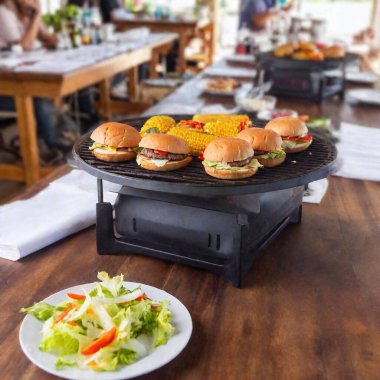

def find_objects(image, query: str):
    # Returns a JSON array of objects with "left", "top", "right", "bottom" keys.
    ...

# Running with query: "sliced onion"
[
  {"left": 68, "top": 289, "right": 91, "bottom": 321},
  {"left": 97, "top": 289, "right": 144, "bottom": 305}
]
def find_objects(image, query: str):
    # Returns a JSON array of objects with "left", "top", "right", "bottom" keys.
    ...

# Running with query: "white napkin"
[
  {"left": 302, "top": 179, "right": 329, "bottom": 204},
  {"left": 334, "top": 122, "right": 380, "bottom": 181},
  {"left": 142, "top": 103, "right": 200, "bottom": 116},
  {"left": 197, "top": 104, "right": 238, "bottom": 115},
  {"left": 203, "top": 66, "right": 257, "bottom": 79},
  {"left": 0, "top": 170, "right": 117, "bottom": 261}
]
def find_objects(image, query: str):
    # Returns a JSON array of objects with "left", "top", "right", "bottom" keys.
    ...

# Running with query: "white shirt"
[{"left": 0, "top": 5, "right": 25, "bottom": 48}]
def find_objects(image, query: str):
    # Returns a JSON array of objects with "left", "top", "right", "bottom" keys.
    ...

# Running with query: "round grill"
[{"left": 73, "top": 115, "right": 337, "bottom": 195}]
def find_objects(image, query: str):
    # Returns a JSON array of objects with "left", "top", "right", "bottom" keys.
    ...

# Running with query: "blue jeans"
[{"left": 0, "top": 96, "right": 57, "bottom": 148}]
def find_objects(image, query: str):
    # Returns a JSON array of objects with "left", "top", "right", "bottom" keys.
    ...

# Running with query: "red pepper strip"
[
  {"left": 67, "top": 293, "right": 86, "bottom": 300},
  {"left": 178, "top": 120, "right": 204, "bottom": 130},
  {"left": 52, "top": 303, "right": 76, "bottom": 327},
  {"left": 240, "top": 121, "right": 248, "bottom": 131},
  {"left": 154, "top": 149, "right": 168, "bottom": 157},
  {"left": 81, "top": 327, "right": 117, "bottom": 356},
  {"left": 198, "top": 153, "right": 204, "bottom": 161},
  {"left": 67, "top": 321, "right": 78, "bottom": 327},
  {"left": 135, "top": 293, "right": 148, "bottom": 302}
]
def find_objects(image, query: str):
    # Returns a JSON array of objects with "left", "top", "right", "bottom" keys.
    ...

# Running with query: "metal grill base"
[{"left": 96, "top": 186, "right": 303, "bottom": 287}]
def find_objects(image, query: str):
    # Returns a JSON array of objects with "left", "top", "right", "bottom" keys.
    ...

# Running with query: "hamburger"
[
  {"left": 265, "top": 117, "right": 313, "bottom": 153},
  {"left": 137, "top": 133, "right": 192, "bottom": 171},
  {"left": 322, "top": 45, "right": 345, "bottom": 59},
  {"left": 202, "top": 137, "right": 263, "bottom": 180},
  {"left": 237, "top": 128, "right": 286, "bottom": 167},
  {"left": 89, "top": 122, "right": 141, "bottom": 162}
]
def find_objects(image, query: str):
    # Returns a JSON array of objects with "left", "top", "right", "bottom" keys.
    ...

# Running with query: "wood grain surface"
[{"left": 1, "top": 71, "right": 380, "bottom": 380}]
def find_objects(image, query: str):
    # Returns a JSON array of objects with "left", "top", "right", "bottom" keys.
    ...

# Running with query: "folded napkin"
[
  {"left": 334, "top": 122, "right": 380, "bottom": 182},
  {"left": 197, "top": 104, "right": 239, "bottom": 115},
  {"left": 142, "top": 103, "right": 200, "bottom": 116},
  {"left": 302, "top": 179, "right": 329, "bottom": 204},
  {"left": 0, "top": 170, "right": 117, "bottom": 261}
]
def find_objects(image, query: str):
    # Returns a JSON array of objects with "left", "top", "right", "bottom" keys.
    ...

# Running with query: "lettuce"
[
  {"left": 116, "top": 348, "right": 137, "bottom": 365},
  {"left": 20, "top": 302, "right": 55, "bottom": 321},
  {"left": 202, "top": 158, "right": 263, "bottom": 171},
  {"left": 255, "top": 149, "right": 285, "bottom": 159},
  {"left": 89, "top": 143, "right": 138, "bottom": 152},
  {"left": 55, "top": 358, "right": 76, "bottom": 369},
  {"left": 40, "top": 329, "right": 79, "bottom": 356},
  {"left": 152, "top": 304, "right": 175, "bottom": 348},
  {"left": 282, "top": 140, "right": 298, "bottom": 149},
  {"left": 97, "top": 272, "right": 126, "bottom": 297}
]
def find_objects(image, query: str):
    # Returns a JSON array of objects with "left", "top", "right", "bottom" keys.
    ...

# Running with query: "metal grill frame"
[{"left": 73, "top": 116, "right": 338, "bottom": 196}]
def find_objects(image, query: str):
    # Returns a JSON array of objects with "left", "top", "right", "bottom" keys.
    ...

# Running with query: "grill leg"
[
  {"left": 289, "top": 205, "right": 302, "bottom": 224},
  {"left": 96, "top": 202, "right": 117, "bottom": 254}
]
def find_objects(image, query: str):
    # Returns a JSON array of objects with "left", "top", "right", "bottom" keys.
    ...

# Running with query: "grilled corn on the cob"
[
  {"left": 168, "top": 127, "right": 217, "bottom": 156},
  {"left": 140, "top": 115, "right": 176, "bottom": 136},
  {"left": 203, "top": 118, "right": 251, "bottom": 138},
  {"left": 193, "top": 114, "right": 251, "bottom": 124}
]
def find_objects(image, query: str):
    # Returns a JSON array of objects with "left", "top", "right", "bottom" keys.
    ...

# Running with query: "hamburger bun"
[
  {"left": 203, "top": 137, "right": 253, "bottom": 163},
  {"left": 91, "top": 122, "right": 141, "bottom": 148},
  {"left": 256, "top": 155, "right": 286, "bottom": 167},
  {"left": 265, "top": 117, "right": 308, "bottom": 137},
  {"left": 237, "top": 128, "right": 282, "bottom": 151},
  {"left": 136, "top": 155, "right": 192, "bottom": 171},
  {"left": 237, "top": 128, "right": 285, "bottom": 167},
  {"left": 93, "top": 149, "right": 136, "bottom": 162},
  {"left": 204, "top": 166, "right": 258, "bottom": 180},
  {"left": 139, "top": 133, "right": 189, "bottom": 154},
  {"left": 284, "top": 140, "right": 312, "bottom": 154},
  {"left": 323, "top": 45, "right": 345, "bottom": 59}
]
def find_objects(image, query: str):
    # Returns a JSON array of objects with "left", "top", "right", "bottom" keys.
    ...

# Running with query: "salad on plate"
[{"left": 20, "top": 272, "right": 175, "bottom": 372}]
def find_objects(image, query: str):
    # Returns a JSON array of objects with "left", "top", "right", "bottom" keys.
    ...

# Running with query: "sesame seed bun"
[
  {"left": 90, "top": 122, "right": 141, "bottom": 148},
  {"left": 237, "top": 128, "right": 283, "bottom": 151},
  {"left": 265, "top": 117, "right": 308, "bottom": 137},
  {"left": 203, "top": 137, "right": 253, "bottom": 163},
  {"left": 139, "top": 133, "right": 189, "bottom": 154}
]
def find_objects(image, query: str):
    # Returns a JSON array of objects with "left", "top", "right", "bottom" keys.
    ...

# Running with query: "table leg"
[
  {"left": 15, "top": 96, "right": 40, "bottom": 186},
  {"left": 178, "top": 32, "right": 187, "bottom": 75},
  {"left": 99, "top": 79, "right": 112, "bottom": 120},
  {"left": 128, "top": 66, "right": 138, "bottom": 101},
  {"left": 150, "top": 49, "right": 159, "bottom": 78}
]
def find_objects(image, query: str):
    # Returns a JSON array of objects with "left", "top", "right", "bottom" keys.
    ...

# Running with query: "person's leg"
[
  {"left": 76, "top": 87, "right": 101, "bottom": 133},
  {"left": 33, "top": 97, "right": 58, "bottom": 148},
  {"left": 0, "top": 95, "right": 16, "bottom": 112}
]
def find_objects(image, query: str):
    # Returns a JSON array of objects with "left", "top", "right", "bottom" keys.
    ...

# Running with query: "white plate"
[
  {"left": 347, "top": 89, "right": 380, "bottom": 106},
  {"left": 19, "top": 282, "right": 192, "bottom": 380}
]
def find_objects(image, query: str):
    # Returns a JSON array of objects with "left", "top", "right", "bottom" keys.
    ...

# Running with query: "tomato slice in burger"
[
  {"left": 298, "top": 135, "right": 313, "bottom": 141},
  {"left": 154, "top": 149, "right": 168, "bottom": 156}
]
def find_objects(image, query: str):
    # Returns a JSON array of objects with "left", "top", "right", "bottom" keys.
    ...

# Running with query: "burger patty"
[
  {"left": 253, "top": 150, "right": 268, "bottom": 156},
  {"left": 228, "top": 157, "right": 252, "bottom": 167},
  {"left": 140, "top": 148, "right": 188, "bottom": 161}
]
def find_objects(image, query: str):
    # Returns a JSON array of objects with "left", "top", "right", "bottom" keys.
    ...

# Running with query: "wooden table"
[
  {"left": 1, "top": 65, "right": 380, "bottom": 380},
  {"left": 114, "top": 18, "right": 215, "bottom": 75},
  {"left": 0, "top": 33, "right": 177, "bottom": 187}
]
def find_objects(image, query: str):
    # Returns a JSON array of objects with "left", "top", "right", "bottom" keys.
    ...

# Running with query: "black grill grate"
[{"left": 73, "top": 115, "right": 337, "bottom": 195}]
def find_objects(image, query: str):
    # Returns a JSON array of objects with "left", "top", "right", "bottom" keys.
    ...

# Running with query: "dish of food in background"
[
  {"left": 202, "top": 138, "right": 263, "bottom": 179},
  {"left": 225, "top": 54, "right": 256, "bottom": 65},
  {"left": 257, "top": 108, "right": 298, "bottom": 121},
  {"left": 199, "top": 78, "right": 241, "bottom": 96},
  {"left": 265, "top": 117, "right": 313, "bottom": 153},
  {"left": 307, "top": 116, "right": 331, "bottom": 128},
  {"left": 137, "top": 134, "right": 192, "bottom": 171},
  {"left": 19, "top": 272, "right": 192, "bottom": 380},
  {"left": 237, "top": 128, "right": 286, "bottom": 167},
  {"left": 235, "top": 93, "right": 277, "bottom": 113},
  {"left": 140, "top": 115, "right": 177, "bottom": 136},
  {"left": 89, "top": 122, "right": 141, "bottom": 162},
  {"left": 346, "top": 89, "right": 380, "bottom": 106},
  {"left": 274, "top": 41, "right": 345, "bottom": 61}
]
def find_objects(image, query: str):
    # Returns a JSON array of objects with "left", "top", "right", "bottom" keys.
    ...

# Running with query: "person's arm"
[
  {"left": 19, "top": 1, "right": 41, "bottom": 51},
  {"left": 38, "top": 24, "right": 58, "bottom": 49}
]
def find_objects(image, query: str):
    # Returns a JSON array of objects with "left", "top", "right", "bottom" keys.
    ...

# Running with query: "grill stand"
[{"left": 95, "top": 179, "right": 303, "bottom": 287}]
